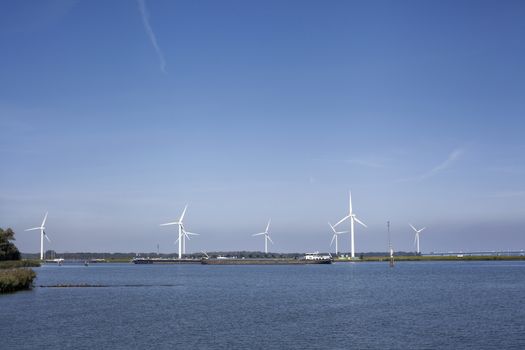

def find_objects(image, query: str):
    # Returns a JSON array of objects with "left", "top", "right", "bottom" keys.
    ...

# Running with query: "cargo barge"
[
  {"left": 131, "top": 257, "right": 202, "bottom": 264},
  {"left": 132, "top": 253, "right": 332, "bottom": 265},
  {"left": 201, "top": 253, "right": 332, "bottom": 265},
  {"left": 201, "top": 258, "right": 331, "bottom": 265}
]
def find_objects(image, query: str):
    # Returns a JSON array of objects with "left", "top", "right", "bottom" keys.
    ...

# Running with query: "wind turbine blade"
[
  {"left": 42, "top": 212, "right": 48, "bottom": 227},
  {"left": 265, "top": 219, "right": 271, "bottom": 233},
  {"left": 409, "top": 223, "right": 417, "bottom": 232},
  {"left": 328, "top": 222, "right": 336, "bottom": 233},
  {"left": 330, "top": 234, "right": 336, "bottom": 246},
  {"left": 420, "top": 227, "right": 426, "bottom": 232},
  {"left": 184, "top": 233, "right": 191, "bottom": 241},
  {"left": 179, "top": 205, "right": 188, "bottom": 222},
  {"left": 160, "top": 222, "right": 180, "bottom": 226},
  {"left": 267, "top": 235, "right": 274, "bottom": 244},
  {"left": 349, "top": 191, "right": 353, "bottom": 214},
  {"left": 25, "top": 227, "right": 41, "bottom": 231},
  {"left": 185, "top": 231, "right": 199, "bottom": 236},
  {"left": 174, "top": 236, "right": 180, "bottom": 244},
  {"left": 44, "top": 232, "right": 51, "bottom": 243},
  {"left": 354, "top": 217, "right": 367, "bottom": 228},
  {"left": 334, "top": 215, "right": 350, "bottom": 227},
  {"left": 252, "top": 232, "right": 266, "bottom": 236},
  {"left": 336, "top": 231, "right": 348, "bottom": 234}
]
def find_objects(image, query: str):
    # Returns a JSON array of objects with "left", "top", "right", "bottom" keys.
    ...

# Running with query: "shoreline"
[
  {"left": 336, "top": 255, "right": 525, "bottom": 262},
  {"left": 33, "top": 255, "right": 525, "bottom": 265}
]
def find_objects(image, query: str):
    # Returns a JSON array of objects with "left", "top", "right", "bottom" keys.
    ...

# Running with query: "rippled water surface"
[{"left": 2, "top": 261, "right": 525, "bottom": 349}]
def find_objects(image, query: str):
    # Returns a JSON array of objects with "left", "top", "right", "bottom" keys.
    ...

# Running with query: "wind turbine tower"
[
  {"left": 160, "top": 205, "right": 199, "bottom": 259},
  {"left": 25, "top": 212, "right": 51, "bottom": 260},
  {"left": 388, "top": 221, "right": 394, "bottom": 267},
  {"left": 334, "top": 191, "right": 367, "bottom": 259},
  {"left": 328, "top": 222, "right": 347, "bottom": 255},
  {"left": 182, "top": 228, "right": 199, "bottom": 255},
  {"left": 409, "top": 223, "right": 426, "bottom": 255},
  {"left": 253, "top": 219, "right": 273, "bottom": 254}
]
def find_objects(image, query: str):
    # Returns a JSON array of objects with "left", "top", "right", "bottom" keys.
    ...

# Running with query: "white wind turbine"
[
  {"left": 160, "top": 205, "right": 199, "bottom": 259},
  {"left": 25, "top": 212, "right": 50, "bottom": 260},
  {"left": 328, "top": 222, "right": 347, "bottom": 255},
  {"left": 253, "top": 219, "right": 273, "bottom": 254},
  {"left": 334, "top": 191, "right": 367, "bottom": 259},
  {"left": 409, "top": 223, "right": 426, "bottom": 254},
  {"left": 181, "top": 227, "right": 199, "bottom": 255}
]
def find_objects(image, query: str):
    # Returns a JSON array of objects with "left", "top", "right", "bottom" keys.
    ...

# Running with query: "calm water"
[{"left": 2, "top": 261, "right": 525, "bottom": 349}]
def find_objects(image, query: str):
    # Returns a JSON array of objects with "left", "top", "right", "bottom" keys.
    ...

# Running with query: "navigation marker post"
[{"left": 388, "top": 221, "right": 394, "bottom": 268}]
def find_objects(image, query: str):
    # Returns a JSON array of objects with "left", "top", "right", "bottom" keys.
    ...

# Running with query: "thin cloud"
[
  {"left": 344, "top": 158, "right": 385, "bottom": 168},
  {"left": 486, "top": 190, "right": 525, "bottom": 198},
  {"left": 317, "top": 155, "right": 388, "bottom": 168},
  {"left": 489, "top": 165, "right": 525, "bottom": 174},
  {"left": 398, "top": 148, "right": 465, "bottom": 182},
  {"left": 427, "top": 148, "right": 463, "bottom": 175},
  {"left": 137, "top": 0, "right": 166, "bottom": 73}
]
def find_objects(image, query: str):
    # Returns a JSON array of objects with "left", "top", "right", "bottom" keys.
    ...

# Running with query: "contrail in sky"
[
  {"left": 137, "top": 0, "right": 166, "bottom": 73},
  {"left": 398, "top": 148, "right": 465, "bottom": 182},
  {"left": 423, "top": 148, "right": 464, "bottom": 179}
]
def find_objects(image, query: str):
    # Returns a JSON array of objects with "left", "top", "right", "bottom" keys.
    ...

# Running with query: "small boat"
[
  {"left": 216, "top": 255, "right": 237, "bottom": 260},
  {"left": 45, "top": 258, "right": 64, "bottom": 265},
  {"left": 303, "top": 252, "right": 332, "bottom": 263}
]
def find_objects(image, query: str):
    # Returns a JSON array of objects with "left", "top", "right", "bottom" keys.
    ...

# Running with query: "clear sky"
[{"left": 1, "top": 0, "right": 524, "bottom": 254}]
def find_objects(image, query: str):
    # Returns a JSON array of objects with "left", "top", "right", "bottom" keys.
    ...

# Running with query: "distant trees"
[
  {"left": 0, "top": 228, "right": 21, "bottom": 261},
  {"left": 19, "top": 250, "right": 310, "bottom": 260}
]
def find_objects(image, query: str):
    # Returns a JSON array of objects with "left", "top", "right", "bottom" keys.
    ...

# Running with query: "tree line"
[{"left": 21, "top": 250, "right": 421, "bottom": 260}]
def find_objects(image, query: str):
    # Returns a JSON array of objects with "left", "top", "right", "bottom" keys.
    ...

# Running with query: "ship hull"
[
  {"left": 201, "top": 258, "right": 332, "bottom": 265},
  {"left": 132, "top": 258, "right": 202, "bottom": 264}
]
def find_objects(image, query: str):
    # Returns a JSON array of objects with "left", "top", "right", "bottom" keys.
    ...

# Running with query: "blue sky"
[{"left": 1, "top": 0, "right": 524, "bottom": 254}]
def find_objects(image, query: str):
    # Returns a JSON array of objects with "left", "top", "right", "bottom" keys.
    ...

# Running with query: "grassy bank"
[
  {"left": 105, "top": 258, "right": 132, "bottom": 263},
  {"left": 335, "top": 255, "right": 525, "bottom": 262},
  {"left": 0, "top": 260, "right": 41, "bottom": 269},
  {"left": 0, "top": 260, "right": 39, "bottom": 293},
  {"left": 0, "top": 268, "right": 36, "bottom": 293}
]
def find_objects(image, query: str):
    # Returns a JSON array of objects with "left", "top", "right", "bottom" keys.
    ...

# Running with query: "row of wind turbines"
[
  {"left": 25, "top": 191, "right": 427, "bottom": 260},
  {"left": 159, "top": 191, "right": 427, "bottom": 259},
  {"left": 159, "top": 206, "right": 274, "bottom": 258},
  {"left": 327, "top": 192, "right": 426, "bottom": 258}
]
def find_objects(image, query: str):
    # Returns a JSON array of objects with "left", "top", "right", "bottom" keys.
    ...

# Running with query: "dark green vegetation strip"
[
  {"left": 0, "top": 268, "right": 36, "bottom": 293},
  {"left": 39, "top": 284, "right": 178, "bottom": 288},
  {"left": 23, "top": 251, "right": 309, "bottom": 261},
  {"left": 0, "top": 260, "right": 41, "bottom": 269}
]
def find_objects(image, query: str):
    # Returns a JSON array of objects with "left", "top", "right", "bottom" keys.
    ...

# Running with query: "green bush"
[{"left": 0, "top": 268, "right": 36, "bottom": 293}]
